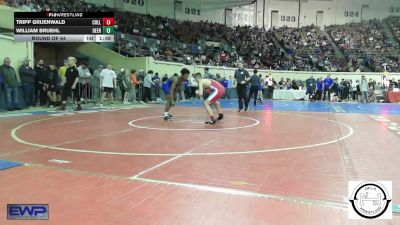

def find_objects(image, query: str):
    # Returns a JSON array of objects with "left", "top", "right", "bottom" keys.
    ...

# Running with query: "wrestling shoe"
[
  {"left": 163, "top": 114, "right": 173, "bottom": 121},
  {"left": 205, "top": 119, "right": 217, "bottom": 125}
]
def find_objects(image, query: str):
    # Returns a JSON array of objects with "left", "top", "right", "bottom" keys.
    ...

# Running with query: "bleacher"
[{"left": 5, "top": 0, "right": 400, "bottom": 72}]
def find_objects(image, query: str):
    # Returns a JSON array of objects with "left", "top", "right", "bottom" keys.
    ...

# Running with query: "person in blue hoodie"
[
  {"left": 220, "top": 76, "right": 229, "bottom": 99},
  {"left": 322, "top": 74, "right": 334, "bottom": 101},
  {"left": 316, "top": 77, "right": 323, "bottom": 101}
]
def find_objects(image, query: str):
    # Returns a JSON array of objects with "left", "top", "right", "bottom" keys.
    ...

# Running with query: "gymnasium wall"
[
  {"left": 0, "top": 5, "right": 20, "bottom": 30},
  {"left": 85, "top": 0, "right": 400, "bottom": 28},
  {"left": 259, "top": 0, "right": 400, "bottom": 28},
  {"left": 85, "top": 0, "right": 229, "bottom": 24},
  {"left": 146, "top": 57, "right": 400, "bottom": 82},
  {"left": 62, "top": 43, "right": 148, "bottom": 72},
  {"left": 0, "top": 35, "right": 35, "bottom": 71}
]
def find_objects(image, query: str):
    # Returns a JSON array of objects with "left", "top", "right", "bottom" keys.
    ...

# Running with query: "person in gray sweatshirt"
[
  {"left": 360, "top": 75, "right": 369, "bottom": 104},
  {"left": 142, "top": 70, "right": 155, "bottom": 103}
]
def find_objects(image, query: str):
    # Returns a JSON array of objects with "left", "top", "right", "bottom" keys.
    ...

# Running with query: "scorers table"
[{"left": 14, "top": 12, "right": 115, "bottom": 42}]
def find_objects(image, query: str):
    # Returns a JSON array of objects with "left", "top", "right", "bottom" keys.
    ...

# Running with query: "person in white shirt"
[
  {"left": 188, "top": 74, "right": 198, "bottom": 99},
  {"left": 100, "top": 64, "right": 117, "bottom": 108},
  {"left": 382, "top": 71, "right": 389, "bottom": 91},
  {"left": 266, "top": 74, "right": 274, "bottom": 100}
]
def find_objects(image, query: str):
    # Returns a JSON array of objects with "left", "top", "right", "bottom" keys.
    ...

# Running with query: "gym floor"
[{"left": 0, "top": 100, "right": 399, "bottom": 225}]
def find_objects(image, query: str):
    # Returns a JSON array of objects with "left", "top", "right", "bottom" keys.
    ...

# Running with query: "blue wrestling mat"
[
  {"left": 177, "top": 99, "right": 400, "bottom": 116},
  {"left": 0, "top": 160, "right": 22, "bottom": 171}
]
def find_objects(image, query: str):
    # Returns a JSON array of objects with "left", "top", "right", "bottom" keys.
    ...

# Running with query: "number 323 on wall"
[{"left": 281, "top": 16, "right": 296, "bottom": 22}]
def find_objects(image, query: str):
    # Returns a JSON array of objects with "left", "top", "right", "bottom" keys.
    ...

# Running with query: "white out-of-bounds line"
[
  {"left": 171, "top": 120, "right": 204, "bottom": 124},
  {"left": 48, "top": 159, "right": 71, "bottom": 164},
  {"left": 370, "top": 116, "right": 400, "bottom": 135},
  {"left": 53, "top": 120, "right": 84, "bottom": 125},
  {"left": 129, "top": 137, "right": 219, "bottom": 179},
  {"left": 134, "top": 177, "right": 347, "bottom": 210},
  {"left": 171, "top": 120, "right": 199, "bottom": 123}
]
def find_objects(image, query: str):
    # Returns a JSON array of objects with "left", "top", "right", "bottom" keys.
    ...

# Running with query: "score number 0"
[
  {"left": 102, "top": 18, "right": 115, "bottom": 26},
  {"left": 102, "top": 18, "right": 115, "bottom": 34}
]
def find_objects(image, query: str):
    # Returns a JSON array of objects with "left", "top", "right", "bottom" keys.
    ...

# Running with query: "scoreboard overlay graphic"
[{"left": 14, "top": 12, "right": 115, "bottom": 42}]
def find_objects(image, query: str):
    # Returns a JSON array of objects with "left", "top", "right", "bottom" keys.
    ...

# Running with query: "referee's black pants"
[
  {"left": 236, "top": 84, "right": 248, "bottom": 110},
  {"left": 267, "top": 86, "right": 274, "bottom": 99}
]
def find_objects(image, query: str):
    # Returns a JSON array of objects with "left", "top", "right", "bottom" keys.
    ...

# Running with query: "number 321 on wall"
[{"left": 185, "top": 8, "right": 201, "bottom": 16}]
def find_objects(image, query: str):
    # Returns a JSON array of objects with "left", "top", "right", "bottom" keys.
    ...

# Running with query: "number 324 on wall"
[{"left": 344, "top": 11, "right": 359, "bottom": 17}]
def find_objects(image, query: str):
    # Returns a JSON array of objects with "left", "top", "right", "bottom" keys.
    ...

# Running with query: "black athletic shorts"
[{"left": 103, "top": 87, "right": 114, "bottom": 93}]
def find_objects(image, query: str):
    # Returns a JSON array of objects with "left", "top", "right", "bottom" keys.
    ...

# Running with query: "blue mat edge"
[{"left": 0, "top": 159, "right": 23, "bottom": 171}]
